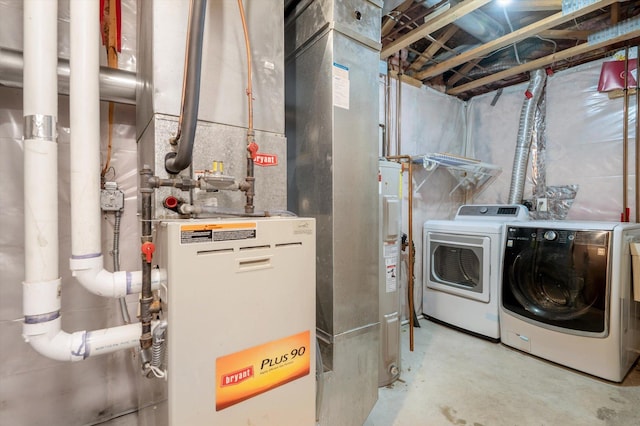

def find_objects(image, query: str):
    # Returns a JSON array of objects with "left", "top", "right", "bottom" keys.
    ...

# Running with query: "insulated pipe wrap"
[
  {"left": 508, "top": 69, "right": 547, "bottom": 204},
  {"left": 165, "top": 0, "right": 207, "bottom": 174}
]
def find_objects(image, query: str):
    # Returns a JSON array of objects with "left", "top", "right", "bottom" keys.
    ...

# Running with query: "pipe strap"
[
  {"left": 24, "top": 311, "right": 60, "bottom": 324},
  {"left": 24, "top": 114, "right": 56, "bottom": 141}
]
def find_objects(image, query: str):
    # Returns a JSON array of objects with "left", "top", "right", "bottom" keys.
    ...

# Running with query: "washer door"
[
  {"left": 502, "top": 227, "right": 610, "bottom": 335},
  {"left": 426, "top": 232, "right": 490, "bottom": 303}
]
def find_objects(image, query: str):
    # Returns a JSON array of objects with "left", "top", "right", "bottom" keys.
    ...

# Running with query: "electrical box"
[{"left": 155, "top": 217, "right": 316, "bottom": 425}]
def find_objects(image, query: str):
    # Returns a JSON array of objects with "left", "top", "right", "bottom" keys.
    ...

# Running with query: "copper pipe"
[
  {"left": 385, "top": 155, "right": 414, "bottom": 351},
  {"left": 237, "top": 0, "right": 256, "bottom": 213},
  {"left": 395, "top": 73, "right": 402, "bottom": 155},
  {"left": 238, "top": 0, "right": 254, "bottom": 133},
  {"left": 623, "top": 46, "right": 630, "bottom": 222},
  {"left": 384, "top": 62, "right": 391, "bottom": 156}
]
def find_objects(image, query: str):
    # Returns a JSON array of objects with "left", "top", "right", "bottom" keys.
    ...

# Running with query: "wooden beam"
[
  {"left": 506, "top": 0, "right": 562, "bottom": 12},
  {"left": 382, "top": 0, "right": 413, "bottom": 38},
  {"left": 447, "top": 29, "right": 640, "bottom": 96},
  {"left": 446, "top": 59, "right": 481, "bottom": 86},
  {"left": 413, "top": 0, "right": 618, "bottom": 80},
  {"left": 389, "top": 70, "right": 424, "bottom": 88},
  {"left": 409, "top": 26, "right": 459, "bottom": 72},
  {"left": 611, "top": 2, "right": 620, "bottom": 25},
  {"left": 380, "top": 0, "right": 492, "bottom": 60},
  {"left": 538, "top": 29, "right": 591, "bottom": 40}
]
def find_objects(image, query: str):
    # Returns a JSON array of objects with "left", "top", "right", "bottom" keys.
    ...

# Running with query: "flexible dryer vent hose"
[{"left": 508, "top": 69, "right": 547, "bottom": 204}]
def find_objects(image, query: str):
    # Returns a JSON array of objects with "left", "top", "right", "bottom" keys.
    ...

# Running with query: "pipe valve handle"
[
  {"left": 141, "top": 242, "right": 155, "bottom": 263},
  {"left": 248, "top": 141, "right": 259, "bottom": 160}
]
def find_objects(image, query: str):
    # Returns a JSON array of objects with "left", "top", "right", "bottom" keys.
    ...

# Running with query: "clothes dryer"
[
  {"left": 500, "top": 221, "right": 640, "bottom": 382},
  {"left": 423, "top": 205, "right": 529, "bottom": 340}
]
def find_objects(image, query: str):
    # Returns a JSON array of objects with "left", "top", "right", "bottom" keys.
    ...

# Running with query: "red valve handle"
[
  {"left": 248, "top": 141, "right": 259, "bottom": 160},
  {"left": 141, "top": 242, "right": 155, "bottom": 263}
]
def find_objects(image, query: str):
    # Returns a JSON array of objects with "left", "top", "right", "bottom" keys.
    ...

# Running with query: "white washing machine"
[
  {"left": 500, "top": 221, "right": 640, "bottom": 382},
  {"left": 423, "top": 205, "right": 529, "bottom": 340}
]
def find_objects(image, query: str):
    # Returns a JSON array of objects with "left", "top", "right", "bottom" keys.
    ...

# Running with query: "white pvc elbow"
[
  {"left": 69, "top": 254, "right": 165, "bottom": 298},
  {"left": 24, "top": 317, "right": 143, "bottom": 362}
]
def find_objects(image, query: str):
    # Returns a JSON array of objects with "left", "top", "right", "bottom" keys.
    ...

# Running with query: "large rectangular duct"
[
  {"left": 285, "top": 1, "right": 382, "bottom": 424},
  {"left": 137, "top": 0, "right": 287, "bottom": 215}
]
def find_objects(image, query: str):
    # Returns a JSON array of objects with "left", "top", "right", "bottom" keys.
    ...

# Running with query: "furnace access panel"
[{"left": 156, "top": 217, "right": 316, "bottom": 425}]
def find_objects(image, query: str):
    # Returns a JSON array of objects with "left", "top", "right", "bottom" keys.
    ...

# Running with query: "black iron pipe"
[{"left": 139, "top": 167, "right": 154, "bottom": 351}]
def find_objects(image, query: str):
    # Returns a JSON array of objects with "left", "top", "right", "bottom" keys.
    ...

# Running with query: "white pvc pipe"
[
  {"left": 70, "top": 0, "right": 101, "bottom": 257},
  {"left": 21, "top": 0, "right": 64, "bottom": 352},
  {"left": 26, "top": 318, "right": 156, "bottom": 362},
  {"left": 65, "top": 0, "right": 166, "bottom": 298},
  {"left": 22, "top": 0, "right": 160, "bottom": 362},
  {"left": 23, "top": 0, "right": 58, "bottom": 284},
  {"left": 70, "top": 255, "right": 164, "bottom": 297}
]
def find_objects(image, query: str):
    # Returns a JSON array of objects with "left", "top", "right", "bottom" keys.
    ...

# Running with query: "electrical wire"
[
  {"left": 101, "top": 102, "right": 115, "bottom": 180},
  {"left": 502, "top": 7, "right": 521, "bottom": 65},
  {"left": 148, "top": 365, "right": 167, "bottom": 379},
  {"left": 113, "top": 210, "right": 131, "bottom": 324}
]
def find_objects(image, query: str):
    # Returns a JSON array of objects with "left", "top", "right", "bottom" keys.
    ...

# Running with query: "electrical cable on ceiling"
[{"left": 502, "top": 7, "right": 521, "bottom": 65}]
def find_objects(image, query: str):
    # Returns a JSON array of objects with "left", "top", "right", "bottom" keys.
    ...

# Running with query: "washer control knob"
[
  {"left": 543, "top": 230, "right": 557, "bottom": 241},
  {"left": 479, "top": 207, "right": 488, "bottom": 214}
]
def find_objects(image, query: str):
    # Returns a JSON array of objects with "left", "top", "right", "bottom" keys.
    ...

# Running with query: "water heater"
[{"left": 378, "top": 160, "right": 402, "bottom": 386}]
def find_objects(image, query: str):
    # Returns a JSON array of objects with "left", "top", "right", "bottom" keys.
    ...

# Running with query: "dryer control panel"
[{"left": 455, "top": 204, "right": 529, "bottom": 221}]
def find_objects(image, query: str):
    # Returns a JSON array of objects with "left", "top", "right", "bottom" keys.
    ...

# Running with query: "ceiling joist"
[
  {"left": 504, "top": 0, "right": 563, "bottom": 12},
  {"left": 382, "top": 0, "right": 414, "bottom": 37},
  {"left": 446, "top": 59, "right": 481, "bottom": 86},
  {"left": 380, "top": 0, "right": 492, "bottom": 60},
  {"left": 409, "top": 25, "right": 459, "bottom": 72},
  {"left": 447, "top": 29, "right": 640, "bottom": 96},
  {"left": 413, "top": 0, "right": 619, "bottom": 80},
  {"left": 538, "top": 29, "right": 591, "bottom": 40}
]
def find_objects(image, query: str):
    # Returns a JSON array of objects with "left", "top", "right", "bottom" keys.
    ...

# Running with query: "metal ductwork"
[
  {"left": 508, "top": 68, "right": 547, "bottom": 204},
  {"left": 0, "top": 47, "right": 136, "bottom": 105},
  {"left": 285, "top": 0, "right": 382, "bottom": 424},
  {"left": 420, "top": 0, "right": 504, "bottom": 43}
]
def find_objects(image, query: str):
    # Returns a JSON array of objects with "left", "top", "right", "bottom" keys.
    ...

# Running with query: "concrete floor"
[{"left": 364, "top": 317, "right": 640, "bottom": 426}]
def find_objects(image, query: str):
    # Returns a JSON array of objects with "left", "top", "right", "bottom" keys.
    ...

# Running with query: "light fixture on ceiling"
[{"left": 497, "top": 0, "right": 511, "bottom": 6}]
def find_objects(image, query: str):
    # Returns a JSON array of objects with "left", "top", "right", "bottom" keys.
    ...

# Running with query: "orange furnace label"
[
  {"left": 215, "top": 330, "right": 311, "bottom": 411},
  {"left": 180, "top": 222, "right": 257, "bottom": 244}
]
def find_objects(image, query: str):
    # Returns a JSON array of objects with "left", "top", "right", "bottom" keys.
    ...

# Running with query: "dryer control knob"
[
  {"left": 479, "top": 207, "right": 488, "bottom": 214},
  {"left": 543, "top": 230, "right": 557, "bottom": 241}
]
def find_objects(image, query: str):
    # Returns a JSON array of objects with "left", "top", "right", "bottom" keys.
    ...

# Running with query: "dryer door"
[
  {"left": 502, "top": 226, "right": 610, "bottom": 336},
  {"left": 426, "top": 232, "right": 491, "bottom": 303}
]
